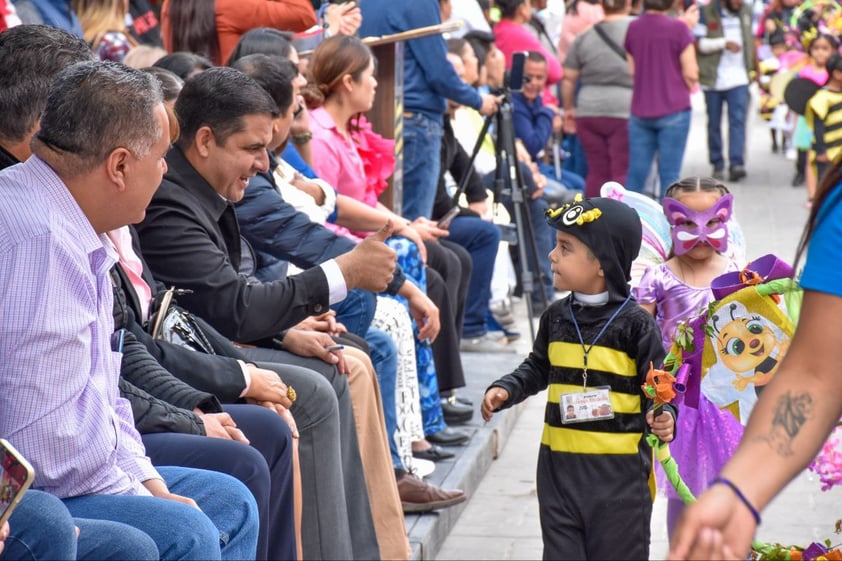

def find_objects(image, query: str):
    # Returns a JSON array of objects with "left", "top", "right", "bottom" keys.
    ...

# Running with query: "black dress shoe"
[
  {"left": 454, "top": 395, "right": 474, "bottom": 407},
  {"left": 441, "top": 397, "right": 473, "bottom": 424},
  {"left": 426, "top": 427, "right": 470, "bottom": 446},
  {"left": 729, "top": 165, "right": 747, "bottom": 182},
  {"left": 413, "top": 444, "right": 455, "bottom": 461},
  {"left": 440, "top": 393, "right": 474, "bottom": 406}
]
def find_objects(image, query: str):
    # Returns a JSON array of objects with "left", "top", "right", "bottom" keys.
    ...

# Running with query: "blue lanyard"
[{"left": 569, "top": 293, "right": 633, "bottom": 389}]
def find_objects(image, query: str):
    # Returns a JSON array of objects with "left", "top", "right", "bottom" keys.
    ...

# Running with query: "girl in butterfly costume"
[{"left": 632, "top": 177, "right": 745, "bottom": 539}]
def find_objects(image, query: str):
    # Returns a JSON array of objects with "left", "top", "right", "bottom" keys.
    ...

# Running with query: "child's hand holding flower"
[{"left": 647, "top": 409, "right": 676, "bottom": 442}]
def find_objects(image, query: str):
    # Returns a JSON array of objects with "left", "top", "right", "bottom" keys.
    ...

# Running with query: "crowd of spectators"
[{"left": 0, "top": 0, "right": 716, "bottom": 559}]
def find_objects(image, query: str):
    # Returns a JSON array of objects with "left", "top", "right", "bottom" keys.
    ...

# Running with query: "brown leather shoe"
[{"left": 396, "top": 472, "right": 466, "bottom": 513}]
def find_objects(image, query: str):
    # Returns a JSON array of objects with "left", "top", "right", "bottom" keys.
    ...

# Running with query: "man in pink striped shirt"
[{"left": 0, "top": 58, "right": 258, "bottom": 559}]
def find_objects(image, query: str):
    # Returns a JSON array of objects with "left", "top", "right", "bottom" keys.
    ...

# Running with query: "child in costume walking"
[
  {"left": 807, "top": 53, "right": 842, "bottom": 193},
  {"left": 632, "top": 177, "right": 744, "bottom": 537},
  {"left": 482, "top": 196, "right": 676, "bottom": 560},
  {"left": 791, "top": 33, "right": 835, "bottom": 199}
]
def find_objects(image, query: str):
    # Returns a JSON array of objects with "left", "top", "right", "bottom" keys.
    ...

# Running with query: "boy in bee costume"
[{"left": 482, "top": 196, "right": 676, "bottom": 560}]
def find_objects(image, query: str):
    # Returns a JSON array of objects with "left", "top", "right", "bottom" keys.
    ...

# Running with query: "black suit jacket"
[{"left": 136, "top": 146, "right": 330, "bottom": 343}]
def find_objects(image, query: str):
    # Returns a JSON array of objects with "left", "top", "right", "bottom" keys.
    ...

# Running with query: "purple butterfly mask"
[{"left": 662, "top": 194, "right": 733, "bottom": 255}]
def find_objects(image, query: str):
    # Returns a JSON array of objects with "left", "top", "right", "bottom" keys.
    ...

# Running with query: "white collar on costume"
[{"left": 573, "top": 291, "right": 609, "bottom": 306}]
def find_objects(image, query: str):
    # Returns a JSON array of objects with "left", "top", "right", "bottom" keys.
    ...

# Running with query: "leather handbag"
[{"left": 148, "top": 287, "right": 215, "bottom": 355}]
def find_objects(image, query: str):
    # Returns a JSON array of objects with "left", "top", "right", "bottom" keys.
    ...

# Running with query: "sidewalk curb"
[{"left": 408, "top": 399, "right": 527, "bottom": 560}]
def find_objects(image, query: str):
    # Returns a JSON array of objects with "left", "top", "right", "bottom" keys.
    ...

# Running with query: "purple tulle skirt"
[{"left": 657, "top": 396, "right": 745, "bottom": 499}]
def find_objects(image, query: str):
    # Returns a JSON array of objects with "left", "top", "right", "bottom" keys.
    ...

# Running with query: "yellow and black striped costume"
[
  {"left": 489, "top": 296, "right": 667, "bottom": 560},
  {"left": 806, "top": 88, "right": 842, "bottom": 166}
]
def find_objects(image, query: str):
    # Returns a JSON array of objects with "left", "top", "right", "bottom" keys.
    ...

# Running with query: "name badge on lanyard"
[{"left": 560, "top": 386, "right": 614, "bottom": 424}]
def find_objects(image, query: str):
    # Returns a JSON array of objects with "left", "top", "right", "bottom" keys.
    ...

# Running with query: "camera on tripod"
[
  {"left": 489, "top": 51, "right": 528, "bottom": 97},
  {"left": 446, "top": 49, "right": 547, "bottom": 334}
]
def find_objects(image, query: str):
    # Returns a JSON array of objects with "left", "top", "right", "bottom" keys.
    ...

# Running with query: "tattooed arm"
[{"left": 668, "top": 290, "right": 842, "bottom": 560}]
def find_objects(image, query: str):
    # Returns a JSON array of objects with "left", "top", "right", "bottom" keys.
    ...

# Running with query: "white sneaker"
[
  {"left": 460, "top": 332, "right": 517, "bottom": 353},
  {"left": 489, "top": 299, "right": 516, "bottom": 328}
]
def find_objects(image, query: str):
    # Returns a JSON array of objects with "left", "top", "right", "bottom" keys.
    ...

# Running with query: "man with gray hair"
[{"left": 0, "top": 60, "right": 259, "bottom": 560}]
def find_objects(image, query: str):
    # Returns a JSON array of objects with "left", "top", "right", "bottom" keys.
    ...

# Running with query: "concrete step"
[{"left": 405, "top": 328, "right": 534, "bottom": 560}]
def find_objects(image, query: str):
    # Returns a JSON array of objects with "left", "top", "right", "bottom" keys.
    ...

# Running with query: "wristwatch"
[{"left": 291, "top": 131, "right": 312, "bottom": 145}]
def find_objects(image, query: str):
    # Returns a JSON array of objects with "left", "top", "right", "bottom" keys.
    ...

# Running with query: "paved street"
[{"left": 436, "top": 91, "right": 842, "bottom": 560}]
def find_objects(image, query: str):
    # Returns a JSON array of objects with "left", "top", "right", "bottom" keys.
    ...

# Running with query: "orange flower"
[{"left": 642, "top": 362, "right": 677, "bottom": 405}]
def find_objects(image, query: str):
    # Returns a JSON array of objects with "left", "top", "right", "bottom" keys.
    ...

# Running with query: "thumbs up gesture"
[{"left": 335, "top": 221, "right": 398, "bottom": 293}]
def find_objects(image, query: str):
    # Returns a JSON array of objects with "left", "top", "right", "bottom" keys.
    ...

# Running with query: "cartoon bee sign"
[{"left": 700, "top": 280, "right": 800, "bottom": 424}]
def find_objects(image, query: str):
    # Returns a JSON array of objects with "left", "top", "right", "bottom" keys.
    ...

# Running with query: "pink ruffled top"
[{"left": 309, "top": 108, "right": 395, "bottom": 238}]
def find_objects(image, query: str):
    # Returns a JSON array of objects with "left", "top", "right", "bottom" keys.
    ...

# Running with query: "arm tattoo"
[{"left": 757, "top": 391, "right": 814, "bottom": 457}]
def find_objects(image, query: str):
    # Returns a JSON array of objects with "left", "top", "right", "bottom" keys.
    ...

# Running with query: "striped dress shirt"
[{"left": 0, "top": 156, "right": 159, "bottom": 498}]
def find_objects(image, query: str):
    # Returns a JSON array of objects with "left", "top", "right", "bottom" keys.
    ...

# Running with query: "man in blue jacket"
[{"left": 359, "top": 0, "right": 500, "bottom": 221}]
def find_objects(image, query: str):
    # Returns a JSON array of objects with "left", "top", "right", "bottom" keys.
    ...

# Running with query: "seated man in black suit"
[{"left": 134, "top": 66, "right": 418, "bottom": 559}]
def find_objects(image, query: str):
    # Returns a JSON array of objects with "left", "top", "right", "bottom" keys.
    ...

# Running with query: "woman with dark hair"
[
  {"left": 160, "top": 0, "right": 316, "bottom": 65},
  {"left": 140, "top": 65, "right": 183, "bottom": 103},
  {"left": 668, "top": 160, "right": 842, "bottom": 559},
  {"left": 624, "top": 0, "right": 699, "bottom": 195},
  {"left": 306, "top": 34, "right": 477, "bottom": 448},
  {"left": 152, "top": 51, "right": 213, "bottom": 81},
  {"left": 493, "top": 0, "right": 563, "bottom": 87},
  {"left": 226, "top": 27, "right": 294, "bottom": 65}
]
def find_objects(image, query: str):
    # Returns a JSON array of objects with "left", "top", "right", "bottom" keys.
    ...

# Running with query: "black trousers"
[
  {"left": 536, "top": 446, "right": 652, "bottom": 560},
  {"left": 425, "top": 241, "right": 471, "bottom": 392}
]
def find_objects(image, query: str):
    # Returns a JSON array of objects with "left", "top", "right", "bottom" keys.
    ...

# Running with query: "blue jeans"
[
  {"left": 62, "top": 466, "right": 258, "bottom": 560},
  {"left": 445, "top": 216, "right": 500, "bottom": 338},
  {"left": 402, "top": 112, "right": 443, "bottom": 220},
  {"left": 364, "top": 326, "right": 402, "bottom": 468},
  {"left": 562, "top": 133, "right": 589, "bottom": 179},
  {"left": 626, "top": 109, "right": 692, "bottom": 195},
  {"left": 332, "top": 287, "right": 376, "bottom": 338},
  {"left": 704, "top": 85, "right": 749, "bottom": 169},
  {"left": 142, "top": 404, "right": 295, "bottom": 561},
  {"left": 2, "top": 490, "right": 158, "bottom": 561}
]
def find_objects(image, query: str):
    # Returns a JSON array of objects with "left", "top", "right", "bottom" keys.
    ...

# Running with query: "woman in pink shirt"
[
  {"left": 307, "top": 35, "right": 474, "bottom": 453},
  {"left": 494, "top": 0, "right": 563, "bottom": 86}
]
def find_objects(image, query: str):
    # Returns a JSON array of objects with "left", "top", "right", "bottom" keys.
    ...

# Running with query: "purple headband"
[{"left": 662, "top": 194, "right": 734, "bottom": 255}]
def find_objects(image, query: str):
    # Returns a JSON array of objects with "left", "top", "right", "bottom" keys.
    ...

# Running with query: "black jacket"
[
  {"left": 0, "top": 145, "right": 20, "bottom": 171},
  {"left": 432, "top": 117, "right": 487, "bottom": 221},
  {"left": 136, "top": 146, "right": 330, "bottom": 343},
  {"left": 111, "top": 268, "right": 222, "bottom": 436},
  {"left": 114, "top": 229, "right": 254, "bottom": 401}
]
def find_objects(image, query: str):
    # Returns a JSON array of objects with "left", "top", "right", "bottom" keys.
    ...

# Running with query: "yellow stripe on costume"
[
  {"left": 548, "top": 341, "right": 636, "bottom": 377},
  {"left": 541, "top": 424, "right": 642, "bottom": 454},
  {"left": 547, "top": 384, "right": 641, "bottom": 414}
]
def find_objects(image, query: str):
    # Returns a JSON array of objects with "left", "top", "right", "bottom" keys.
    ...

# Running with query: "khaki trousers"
[{"left": 344, "top": 346, "right": 410, "bottom": 561}]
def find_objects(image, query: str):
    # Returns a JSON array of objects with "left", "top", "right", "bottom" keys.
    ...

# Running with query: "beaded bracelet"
[{"left": 710, "top": 476, "right": 762, "bottom": 525}]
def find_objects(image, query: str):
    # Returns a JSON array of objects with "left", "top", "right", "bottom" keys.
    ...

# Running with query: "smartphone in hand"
[
  {"left": 437, "top": 206, "right": 461, "bottom": 230},
  {"left": 0, "top": 439, "right": 35, "bottom": 527}
]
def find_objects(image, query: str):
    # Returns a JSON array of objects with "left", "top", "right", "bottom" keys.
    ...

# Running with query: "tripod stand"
[{"left": 450, "top": 90, "right": 549, "bottom": 340}]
